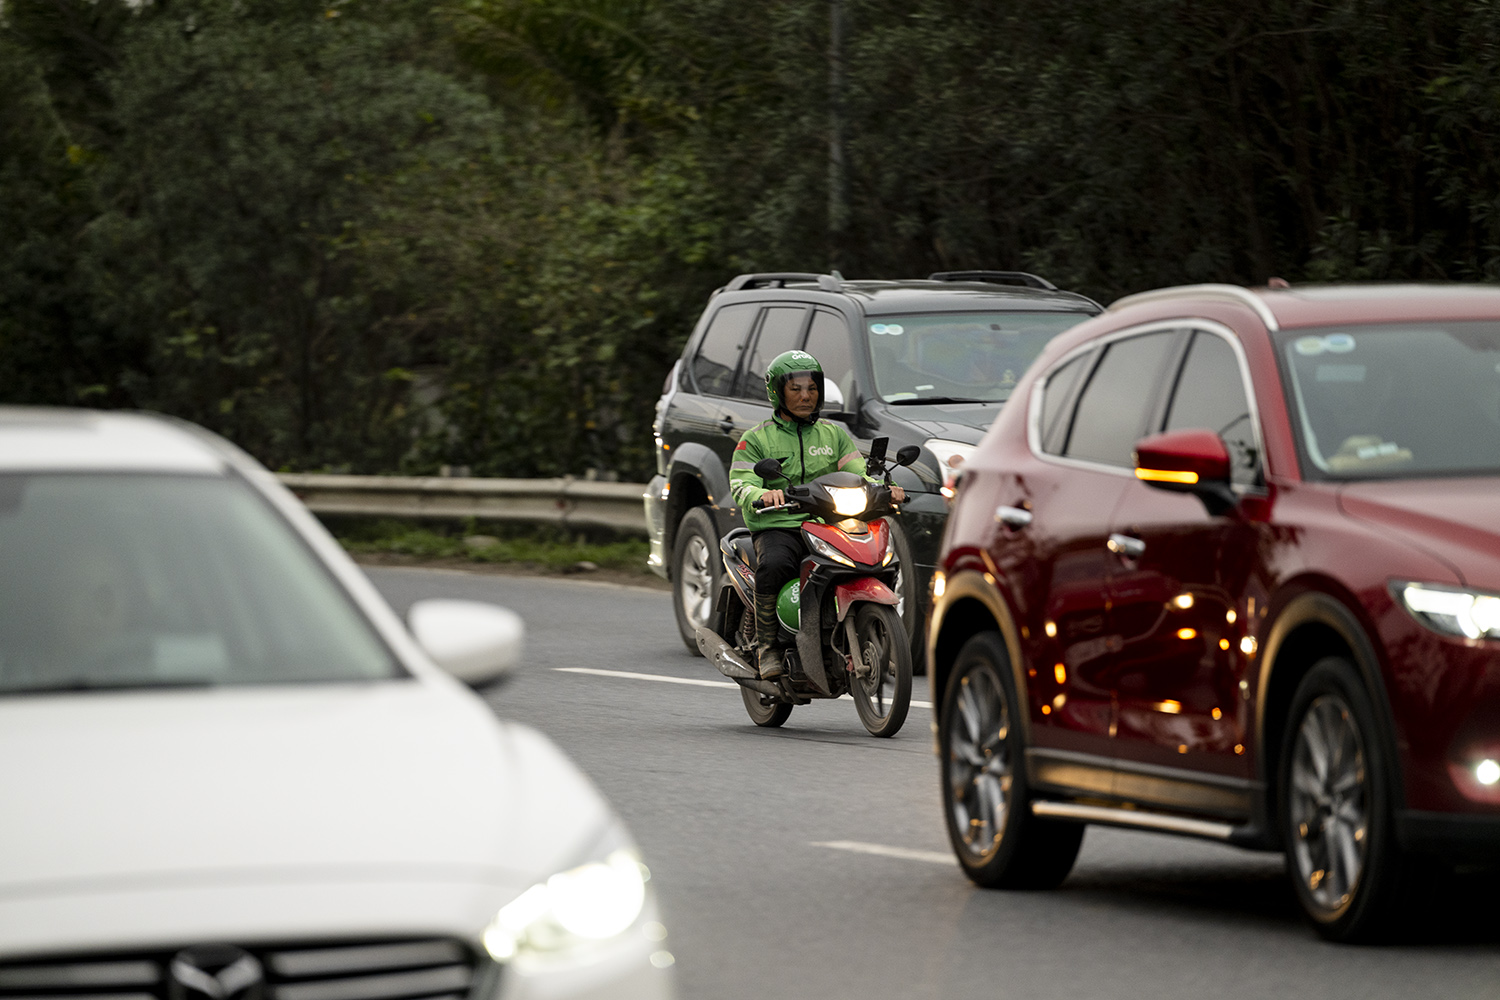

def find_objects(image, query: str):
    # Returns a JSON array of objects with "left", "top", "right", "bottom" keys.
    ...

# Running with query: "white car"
[{"left": 0, "top": 408, "right": 674, "bottom": 1000}]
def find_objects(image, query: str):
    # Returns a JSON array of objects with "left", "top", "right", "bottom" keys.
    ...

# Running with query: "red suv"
[{"left": 928, "top": 283, "right": 1500, "bottom": 941}]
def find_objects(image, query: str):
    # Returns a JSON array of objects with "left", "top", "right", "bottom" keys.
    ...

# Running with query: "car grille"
[{"left": 0, "top": 939, "right": 488, "bottom": 1000}]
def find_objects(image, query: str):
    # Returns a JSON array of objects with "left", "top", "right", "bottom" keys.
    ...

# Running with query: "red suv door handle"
[
  {"left": 995, "top": 505, "right": 1033, "bottom": 529},
  {"left": 1107, "top": 533, "right": 1146, "bottom": 558}
]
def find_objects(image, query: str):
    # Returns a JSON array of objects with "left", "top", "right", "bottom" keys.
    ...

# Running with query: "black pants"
[{"left": 752, "top": 528, "right": 804, "bottom": 643}]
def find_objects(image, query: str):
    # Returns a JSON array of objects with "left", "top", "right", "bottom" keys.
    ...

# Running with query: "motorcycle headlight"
[
  {"left": 925, "top": 439, "right": 978, "bottom": 499},
  {"left": 1397, "top": 582, "right": 1500, "bottom": 640},
  {"left": 482, "top": 841, "right": 653, "bottom": 968},
  {"left": 806, "top": 532, "right": 855, "bottom": 568},
  {"left": 827, "top": 486, "right": 868, "bottom": 517}
]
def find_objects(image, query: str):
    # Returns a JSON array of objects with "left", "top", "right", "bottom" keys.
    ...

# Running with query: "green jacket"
[{"left": 729, "top": 412, "right": 870, "bottom": 531}]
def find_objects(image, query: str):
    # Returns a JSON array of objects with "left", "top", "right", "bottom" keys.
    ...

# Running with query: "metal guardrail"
[{"left": 277, "top": 473, "right": 651, "bottom": 535}]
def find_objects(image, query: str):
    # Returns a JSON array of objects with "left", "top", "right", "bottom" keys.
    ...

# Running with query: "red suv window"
[{"left": 1062, "top": 331, "right": 1178, "bottom": 466}]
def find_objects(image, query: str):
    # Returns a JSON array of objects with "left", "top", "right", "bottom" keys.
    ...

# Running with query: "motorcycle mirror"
[
  {"left": 894, "top": 445, "right": 921, "bottom": 467},
  {"left": 753, "top": 457, "right": 784, "bottom": 480}
]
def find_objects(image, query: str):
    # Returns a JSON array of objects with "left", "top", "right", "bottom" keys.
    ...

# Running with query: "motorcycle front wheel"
[{"left": 850, "top": 604, "right": 912, "bottom": 737}]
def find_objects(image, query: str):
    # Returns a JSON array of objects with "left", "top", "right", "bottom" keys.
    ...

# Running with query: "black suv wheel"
[{"left": 671, "top": 507, "right": 720, "bottom": 653}]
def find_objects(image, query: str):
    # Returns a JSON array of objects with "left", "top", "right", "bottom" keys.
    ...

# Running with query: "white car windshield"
[
  {"left": 1279, "top": 322, "right": 1500, "bottom": 479},
  {"left": 0, "top": 472, "right": 399, "bottom": 694},
  {"left": 868, "top": 311, "right": 1088, "bottom": 403}
]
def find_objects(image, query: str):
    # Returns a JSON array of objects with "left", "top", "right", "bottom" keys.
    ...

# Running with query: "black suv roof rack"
[
  {"left": 928, "top": 270, "right": 1057, "bottom": 290},
  {"left": 725, "top": 272, "right": 844, "bottom": 292}
]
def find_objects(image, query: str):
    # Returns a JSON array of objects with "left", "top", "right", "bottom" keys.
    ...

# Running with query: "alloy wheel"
[
  {"left": 678, "top": 534, "right": 713, "bottom": 628},
  {"left": 948, "top": 665, "right": 1013, "bottom": 860},
  {"left": 1288, "top": 693, "right": 1370, "bottom": 914}
]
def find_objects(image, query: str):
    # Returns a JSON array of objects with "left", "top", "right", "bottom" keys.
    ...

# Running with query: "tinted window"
[
  {"left": 0, "top": 474, "right": 398, "bottom": 694},
  {"left": 805, "top": 309, "right": 856, "bottom": 407},
  {"left": 691, "top": 303, "right": 758, "bottom": 396},
  {"left": 737, "top": 306, "right": 809, "bottom": 399},
  {"left": 1064, "top": 331, "right": 1177, "bottom": 466},
  {"left": 1165, "top": 331, "right": 1258, "bottom": 485},
  {"left": 1039, "top": 353, "right": 1088, "bottom": 453}
]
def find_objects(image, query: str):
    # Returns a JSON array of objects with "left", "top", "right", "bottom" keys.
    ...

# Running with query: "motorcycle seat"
[{"left": 721, "top": 527, "right": 756, "bottom": 570}]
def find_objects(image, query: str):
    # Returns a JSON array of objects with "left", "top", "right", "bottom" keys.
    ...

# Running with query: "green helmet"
[{"left": 765, "top": 350, "right": 825, "bottom": 420}]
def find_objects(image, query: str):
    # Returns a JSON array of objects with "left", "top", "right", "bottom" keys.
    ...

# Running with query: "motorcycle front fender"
[{"left": 833, "top": 577, "right": 897, "bottom": 621}]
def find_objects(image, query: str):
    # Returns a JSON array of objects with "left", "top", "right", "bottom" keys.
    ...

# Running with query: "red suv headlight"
[{"left": 1395, "top": 581, "right": 1500, "bottom": 640}]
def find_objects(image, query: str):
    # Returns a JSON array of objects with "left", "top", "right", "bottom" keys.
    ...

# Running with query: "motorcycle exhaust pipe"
[
  {"left": 695, "top": 626, "right": 759, "bottom": 681},
  {"left": 736, "top": 677, "right": 784, "bottom": 698}
]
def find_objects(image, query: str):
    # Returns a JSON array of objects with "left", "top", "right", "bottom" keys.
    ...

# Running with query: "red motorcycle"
[{"left": 694, "top": 439, "right": 919, "bottom": 737}]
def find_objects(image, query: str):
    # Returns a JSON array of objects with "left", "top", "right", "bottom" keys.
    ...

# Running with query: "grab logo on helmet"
[{"left": 789, "top": 351, "right": 816, "bottom": 365}]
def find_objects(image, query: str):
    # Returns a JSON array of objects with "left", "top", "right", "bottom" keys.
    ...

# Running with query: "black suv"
[{"left": 645, "top": 270, "right": 1100, "bottom": 660}]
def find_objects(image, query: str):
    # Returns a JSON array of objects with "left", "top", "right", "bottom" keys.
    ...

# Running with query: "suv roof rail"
[
  {"left": 928, "top": 270, "right": 1057, "bottom": 290},
  {"left": 725, "top": 272, "right": 844, "bottom": 292},
  {"left": 1108, "top": 283, "right": 1279, "bottom": 332}
]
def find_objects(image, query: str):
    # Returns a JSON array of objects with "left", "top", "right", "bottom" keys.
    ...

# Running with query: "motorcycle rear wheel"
[
  {"left": 741, "top": 686, "right": 793, "bottom": 727},
  {"left": 850, "top": 604, "right": 912, "bottom": 737}
]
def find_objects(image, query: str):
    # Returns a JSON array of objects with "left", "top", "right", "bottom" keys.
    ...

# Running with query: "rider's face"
[{"left": 783, "top": 375, "right": 819, "bottom": 419}]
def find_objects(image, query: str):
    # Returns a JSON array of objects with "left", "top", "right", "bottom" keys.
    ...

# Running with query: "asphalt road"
[{"left": 367, "top": 566, "right": 1500, "bottom": 1000}]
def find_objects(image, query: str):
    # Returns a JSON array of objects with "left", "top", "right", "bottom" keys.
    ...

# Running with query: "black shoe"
[{"left": 759, "top": 647, "right": 785, "bottom": 680}]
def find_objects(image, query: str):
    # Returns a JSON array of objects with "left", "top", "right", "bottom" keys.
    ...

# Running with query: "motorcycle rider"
[{"left": 728, "top": 350, "right": 904, "bottom": 680}]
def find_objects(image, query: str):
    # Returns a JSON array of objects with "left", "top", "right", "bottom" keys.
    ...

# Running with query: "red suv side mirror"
[{"left": 1133, "top": 428, "right": 1237, "bottom": 515}]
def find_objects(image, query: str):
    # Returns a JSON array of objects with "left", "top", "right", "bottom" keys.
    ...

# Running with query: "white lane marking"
[
  {"left": 556, "top": 667, "right": 737, "bottom": 689},
  {"left": 554, "top": 667, "right": 932, "bottom": 708},
  {"left": 813, "top": 840, "right": 955, "bottom": 866}
]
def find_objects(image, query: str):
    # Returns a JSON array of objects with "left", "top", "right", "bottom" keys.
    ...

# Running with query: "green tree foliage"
[
  {"left": 641, "top": 0, "right": 1500, "bottom": 293},
  {"left": 79, "top": 0, "right": 518, "bottom": 469},
  {"left": 445, "top": 0, "right": 654, "bottom": 133},
  {"left": 10, "top": 0, "right": 1500, "bottom": 480}
]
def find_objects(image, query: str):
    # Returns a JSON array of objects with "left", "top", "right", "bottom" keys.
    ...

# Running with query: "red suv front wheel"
[{"left": 939, "top": 632, "right": 1083, "bottom": 888}]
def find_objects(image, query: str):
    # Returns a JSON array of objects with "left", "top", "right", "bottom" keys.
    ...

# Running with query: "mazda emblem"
[{"left": 168, "top": 945, "right": 264, "bottom": 1000}]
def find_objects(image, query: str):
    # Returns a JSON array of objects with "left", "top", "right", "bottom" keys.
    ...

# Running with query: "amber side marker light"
[{"left": 1136, "top": 467, "right": 1199, "bottom": 485}]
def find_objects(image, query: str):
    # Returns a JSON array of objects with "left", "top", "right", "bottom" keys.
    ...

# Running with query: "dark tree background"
[{"left": 5, "top": 0, "right": 1500, "bottom": 478}]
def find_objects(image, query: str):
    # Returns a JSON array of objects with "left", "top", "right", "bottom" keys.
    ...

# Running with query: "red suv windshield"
[{"left": 1277, "top": 321, "right": 1500, "bottom": 480}]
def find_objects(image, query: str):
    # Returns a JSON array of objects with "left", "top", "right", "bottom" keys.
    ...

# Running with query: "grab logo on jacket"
[{"left": 808, "top": 445, "right": 834, "bottom": 457}]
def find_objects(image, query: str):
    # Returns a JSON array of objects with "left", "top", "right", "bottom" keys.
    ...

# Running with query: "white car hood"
[{"left": 0, "top": 681, "right": 614, "bottom": 955}]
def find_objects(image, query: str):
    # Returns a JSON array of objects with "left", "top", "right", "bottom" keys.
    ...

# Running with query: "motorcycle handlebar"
[{"left": 751, "top": 487, "right": 902, "bottom": 513}]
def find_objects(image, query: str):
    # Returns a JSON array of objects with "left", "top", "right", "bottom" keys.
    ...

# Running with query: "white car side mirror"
[{"left": 408, "top": 599, "right": 524, "bottom": 686}]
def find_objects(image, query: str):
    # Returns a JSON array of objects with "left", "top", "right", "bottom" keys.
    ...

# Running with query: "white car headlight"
[
  {"left": 925, "top": 439, "right": 978, "bottom": 499},
  {"left": 483, "top": 846, "right": 651, "bottom": 965},
  {"left": 828, "top": 486, "right": 869, "bottom": 517},
  {"left": 1398, "top": 582, "right": 1500, "bottom": 639}
]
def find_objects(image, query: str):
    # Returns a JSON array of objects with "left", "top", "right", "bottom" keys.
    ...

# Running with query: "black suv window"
[
  {"left": 1063, "top": 330, "right": 1178, "bottom": 467},
  {"left": 691, "top": 303, "right": 758, "bottom": 397},
  {"left": 736, "top": 306, "right": 809, "bottom": 400},
  {"left": 1164, "top": 330, "right": 1259, "bottom": 485},
  {"left": 805, "top": 309, "right": 855, "bottom": 407}
]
